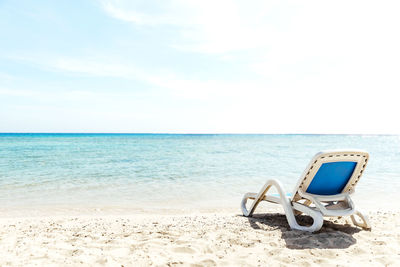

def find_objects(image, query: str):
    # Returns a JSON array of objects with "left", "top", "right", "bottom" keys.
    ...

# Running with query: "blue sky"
[{"left": 1, "top": 0, "right": 400, "bottom": 133}]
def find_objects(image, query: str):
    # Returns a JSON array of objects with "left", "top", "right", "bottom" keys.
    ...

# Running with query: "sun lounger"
[{"left": 241, "top": 150, "right": 371, "bottom": 232}]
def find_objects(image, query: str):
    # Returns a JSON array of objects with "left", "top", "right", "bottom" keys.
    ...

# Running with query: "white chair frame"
[{"left": 241, "top": 150, "right": 371, "bottom": 232}]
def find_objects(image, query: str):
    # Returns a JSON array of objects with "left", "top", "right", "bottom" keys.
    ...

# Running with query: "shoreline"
[
  {"left": 1, "top": 200, "right": 399, "bottom": 218},
  {"left": 0, "top": 205, "right": 243, "bottom": 218}
]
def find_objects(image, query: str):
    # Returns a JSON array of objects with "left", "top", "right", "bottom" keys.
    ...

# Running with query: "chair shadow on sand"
[{"left": 244, "top": 213, "right": 365, "bottom": 250}]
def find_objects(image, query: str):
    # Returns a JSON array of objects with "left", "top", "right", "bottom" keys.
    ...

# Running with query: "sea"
[{"left": 0, "top": 134, "right": 399, "bottom": 214}]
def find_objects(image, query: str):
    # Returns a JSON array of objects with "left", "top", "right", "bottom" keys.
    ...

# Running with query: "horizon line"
[{"left": 0, "top": 132, "right": 398, "bottom": 136}]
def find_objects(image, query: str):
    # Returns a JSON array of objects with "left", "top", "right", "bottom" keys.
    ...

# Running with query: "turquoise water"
[{"left": 0, "top": 134, "right": 399, "bottom": 211}]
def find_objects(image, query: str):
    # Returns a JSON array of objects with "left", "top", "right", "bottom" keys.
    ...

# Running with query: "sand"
[{"left": 0, "top": 209, "right": 399, "bottom": 266}]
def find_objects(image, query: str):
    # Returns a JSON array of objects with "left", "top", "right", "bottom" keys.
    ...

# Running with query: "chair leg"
[
  {"left": 241, "top": 179, "right": 288, "bottom": 217},
  {"left": 350, "top": 210, "right": 371, "bottom": 229},
  {"left": 241, "top": 192, "right": 257, "bottom": 217}
]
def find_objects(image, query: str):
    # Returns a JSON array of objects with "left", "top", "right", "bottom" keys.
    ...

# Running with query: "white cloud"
[
  {"left": 54, "top": 57, "right": 143, "bottom": 79},
  {"left": 101, "top": 0, "right": 183, "bottom": 25},
  {"left": 0, "top": 72, "right": 15, "bottom": 81},
  {"left": 100, "top": 0, "right": 282, "bottom": 54},
  {"left": 0, "top": 88, "right": 38, "bottom": 97},
  {"left": 100, "top": 0, "right": 400, "bottom": 61},
  {"left": 10, "top": 55, "right": 250, "bottom": 101},
  {"left": 0, "top": 87, "right": 122, "bottom": 102}
]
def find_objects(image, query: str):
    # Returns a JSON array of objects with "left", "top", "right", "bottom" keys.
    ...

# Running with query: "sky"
[{"left": 0, "top": 0, "right": 400, "bottom": 134}]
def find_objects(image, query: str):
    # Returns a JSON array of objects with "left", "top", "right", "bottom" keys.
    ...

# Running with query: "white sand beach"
[{"left": 0, "top": 208, "right": 399, "bottom": 266}]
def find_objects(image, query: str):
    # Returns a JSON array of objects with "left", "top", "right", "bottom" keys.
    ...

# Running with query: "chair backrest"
[{"left": 292, "top": 150, "right": 369, "bottom": 202}]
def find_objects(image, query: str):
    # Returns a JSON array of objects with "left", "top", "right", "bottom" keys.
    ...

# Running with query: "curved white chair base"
[
  {"left": 241, "top": 179, "right": 324, "bottom": 232},
  {"left": 241, "top": 179, "right": 371, "bottom": 232}
]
